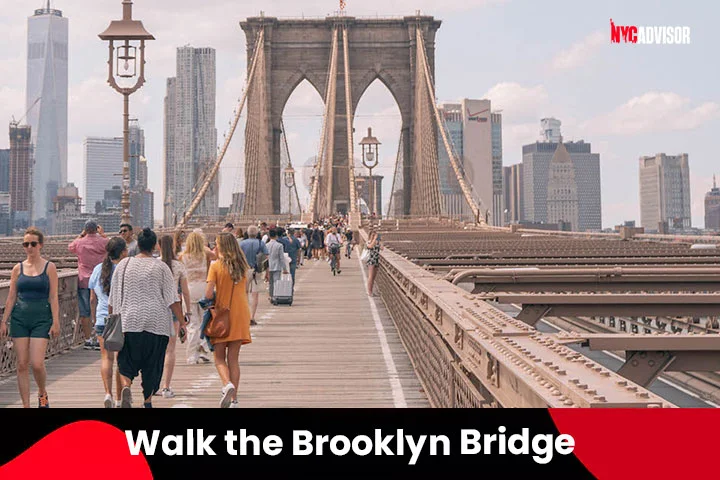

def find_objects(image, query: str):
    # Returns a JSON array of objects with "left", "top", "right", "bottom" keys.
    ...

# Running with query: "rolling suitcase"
[{"left": 272, "top": 273, "right": 294, "bottom": 306}]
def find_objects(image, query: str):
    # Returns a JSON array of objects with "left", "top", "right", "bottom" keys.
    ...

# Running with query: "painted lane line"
[{"left": 357, "top": 254, "right": 407, "bottom": 408}]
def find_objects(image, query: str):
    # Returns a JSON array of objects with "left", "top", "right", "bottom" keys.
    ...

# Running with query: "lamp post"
[
  {"left": 283, "top": 166, "right": 296, "bottom": 217},
  {"left": 99, "top": 0, "right": 154, "bottom": 225},
  {"left": 359, "top": 127, "right": 381, "bottom": 218}
]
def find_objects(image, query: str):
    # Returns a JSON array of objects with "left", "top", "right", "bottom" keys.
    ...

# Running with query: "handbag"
[
  {"left": 103, "top": 258, "right": 130, "bottom": 352},
  {"left": 204, "top": 282, "right": 235, "bottom": 338},
  {"left": 360, "top": 247, "right": 370, "bottom": 263}
]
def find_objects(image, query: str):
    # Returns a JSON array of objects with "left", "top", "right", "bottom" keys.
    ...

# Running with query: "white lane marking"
[
  {"left": 538, "top": 319, "right": 719, "bottom": 408},
  {"left": 357, "top": 255, "right": 407, "bottom": 408},
  {"left": 172, "top": 371, "right": 219, "bottom": 408}
]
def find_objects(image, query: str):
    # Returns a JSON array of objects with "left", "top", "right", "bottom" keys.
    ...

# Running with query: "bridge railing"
[
  {"left": 361, "top": 228, "right": 672, "bottom": 408},
  {"left": 0, "top": 272, "right": 80, "bottom": 377}
]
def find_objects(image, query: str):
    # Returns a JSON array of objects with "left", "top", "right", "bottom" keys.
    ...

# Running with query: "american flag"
[{"left": 340, "top": 0, "right": 347, "bottom": 10}]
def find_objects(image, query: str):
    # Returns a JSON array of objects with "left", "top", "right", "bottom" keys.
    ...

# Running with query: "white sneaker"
[
  {"left": 220, "top": 383, "right": 235, "bottom": 408},
  {"left": 103, "top": 393, "right": 113, "bottom": 408},
  {"left": 161, "top": 387, "right": 175, "bottom": 399},
  {"left": 187, "top": 355, "right": 199, "bottom": 365},
  {"left": 230, "top": 400, "right": 239, "bottom": 408}
]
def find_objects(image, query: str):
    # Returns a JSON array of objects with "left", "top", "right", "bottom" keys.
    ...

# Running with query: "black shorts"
[{"left": 118, "top": 332, "right": 169, "bottom": 400}]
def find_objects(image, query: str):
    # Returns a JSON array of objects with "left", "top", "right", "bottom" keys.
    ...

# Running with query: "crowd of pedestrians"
[{"left": 1, "top": 213, "right": 382, "bottom": 408}]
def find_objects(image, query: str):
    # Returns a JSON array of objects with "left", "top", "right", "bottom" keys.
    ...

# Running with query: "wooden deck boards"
[{"left": 0, "top": 253, "right": 429, "bottom": 408}]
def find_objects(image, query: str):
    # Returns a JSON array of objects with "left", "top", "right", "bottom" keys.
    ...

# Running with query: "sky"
[{"left": 0, "top": 0, "right": 717, "bottom": 229}]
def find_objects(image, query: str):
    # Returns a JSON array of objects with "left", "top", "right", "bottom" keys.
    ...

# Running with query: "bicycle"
[{"left": 329, "top": 243, "right": 341, "bottom": 276}]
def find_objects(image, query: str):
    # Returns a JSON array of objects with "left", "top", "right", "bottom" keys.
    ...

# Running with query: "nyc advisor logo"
[{"left": 610, "top": 19, "right": 691, "bottom": 44}]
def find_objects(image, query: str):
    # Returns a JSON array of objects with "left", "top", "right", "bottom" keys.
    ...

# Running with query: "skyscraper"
[
  {"left": 502, "top": 164, "right": 523, "bottom": 225},
  {"left": 437, "top": 103, "right": 466, "bottom": 217},
  {"left": 523, "top": 120, "right": 601, "bottom": 231},
  {"left": 491, "top": 112, "right": 503, "bottom": 226},
  {"left": 26, "top": 2, "right": 68, "bottom": 223},
  {"left": 461, "top": 99, "right": 494, "bottom": 224},
  {"left": 546, "top": 141, "right": 579, "bottom": 230},
  {"left": 83, "top": 137, "right": 123, "bottom": 214},
  {"left": 540, "top": 118, "right": 562, "bottom": 143},
  {"left": 437, "top": 99, "right": 498, "bottom": 223},
  {"left": 0, "top": 149, "right": 9, "bottom": 192},
  {"left": 164, "top": 47, "right": 218, "bottom": 226},
  {"left": 128, "top": 120, "right": 145, "bottom": 189},
  {"left": 704, "top": 175, "right": 720, "bottom": 231},
  {"left": 9, "top": 123, "right": 34, "bottom": 229},
  {"left": 639, "top": 154, "right": 691, "bottom": 232},
  {"left": 640, "top": 153, "right": 691, "bottom": 231}
]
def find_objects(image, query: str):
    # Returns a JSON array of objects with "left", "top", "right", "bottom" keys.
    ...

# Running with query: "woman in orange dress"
[{"left": 205, "top": 232, "right": 252, "bottom": 408}]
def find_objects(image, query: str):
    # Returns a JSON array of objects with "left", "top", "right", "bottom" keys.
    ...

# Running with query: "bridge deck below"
[{"left": 0, "top": 254, "right": 428, "bottom": 408}]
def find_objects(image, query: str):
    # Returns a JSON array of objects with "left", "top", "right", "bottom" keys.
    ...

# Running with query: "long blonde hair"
[
  {"left": 183, "top": 231, "right": 207, "bottom": 261},
  {"left": 215, "top": 232, "right": 249, "bottom": 283}
]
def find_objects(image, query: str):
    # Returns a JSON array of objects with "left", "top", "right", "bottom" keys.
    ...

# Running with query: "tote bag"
[{"left": 103, "top": 259, "right": 130, "bottom": 352}]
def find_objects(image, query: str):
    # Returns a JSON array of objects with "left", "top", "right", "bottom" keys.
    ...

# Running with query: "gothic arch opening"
[
  {"left": 281, "top": 79, "right": 325, "bottom": 209},
  {"left": 353, "top": 78, "right": 402, "bottom": 217}
]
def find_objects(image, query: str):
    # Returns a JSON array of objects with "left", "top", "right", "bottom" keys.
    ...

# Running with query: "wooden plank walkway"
[{"left": 0, "top": 251, "right": 429, "bottom": 408}]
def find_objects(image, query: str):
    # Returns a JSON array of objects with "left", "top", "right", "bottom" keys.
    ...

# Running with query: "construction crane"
[{"left": 11, "top": 97, "right": 41, "bottom": 126}]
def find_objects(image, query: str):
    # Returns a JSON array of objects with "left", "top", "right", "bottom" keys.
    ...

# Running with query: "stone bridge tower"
[{"left": 241, "top": 15, "right": 441, "bottom": 215}]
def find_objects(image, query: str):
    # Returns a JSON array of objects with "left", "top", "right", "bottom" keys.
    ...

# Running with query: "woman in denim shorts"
[
  {"left": 89, "top": 237, "right": 128, "bottom": 408},
  {"left": 0, "top": 227, "right": 60, "bottom": 408}
]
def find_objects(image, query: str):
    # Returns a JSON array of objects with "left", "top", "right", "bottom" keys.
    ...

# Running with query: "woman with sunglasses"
[{"left": 0, "top": 227, "right": 60, "bottom": 408}]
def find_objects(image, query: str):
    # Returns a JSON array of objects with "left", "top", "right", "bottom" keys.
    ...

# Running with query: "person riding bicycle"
[
  {"left": 326, "top": 227, "right": 343, "bottom": 276},
  {"left": 343, "top": 228, "right": 354, "bottom": 259}
]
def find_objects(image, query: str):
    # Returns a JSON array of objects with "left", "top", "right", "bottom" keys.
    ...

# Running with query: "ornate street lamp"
[
  {"left": 99, "top": 0, "right": 154, "bottom": 225},
  {"left": 283, "top": 166, "right": 296, "bottom": 216},
  {"left": 359, "top": 127, "right": 381, "bottom": 217}
]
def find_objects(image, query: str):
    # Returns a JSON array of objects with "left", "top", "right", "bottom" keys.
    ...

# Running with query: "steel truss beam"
[
  {"left": 555, "top": 333, "right": 720, "bottom": 387},
  {"left": 492, "top": 294, "right": 720, "bottom": 325}
]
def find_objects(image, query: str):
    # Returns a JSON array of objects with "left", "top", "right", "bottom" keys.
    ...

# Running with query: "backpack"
[{"left": 255, "top": 239, "right": 268, "bottom": 273}]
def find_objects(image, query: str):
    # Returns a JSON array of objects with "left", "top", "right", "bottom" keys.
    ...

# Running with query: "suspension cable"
[
  {"left": 416, "top": 27, "right": 485, "bottom": 224},
  {"left": 342, "top": 26, "right": 357, "bottom": 214},
  {"left": 307, "top": 26, "right": 339, "bottom": 220}
]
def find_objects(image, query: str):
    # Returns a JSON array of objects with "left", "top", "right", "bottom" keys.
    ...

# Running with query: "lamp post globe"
[
  {"left": 283, "top": 166, "right": 296, "bottom": 215},
  {"left": 99, "top": 0, "right": 154, "bottom": 225},
  {"left": 359, "top": 127, "right": 381, "bottom": 217}
]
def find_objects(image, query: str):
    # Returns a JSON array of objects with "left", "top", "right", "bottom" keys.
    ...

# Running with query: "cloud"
[
  {"left": 582, "top": 92, "right": 720, "bottom": 136},
  {"left": 552, "top": 31, "right": 605, "bottom": 70},
  {"left": 483, "top": 82, "right": 549, "bottom": 121}
]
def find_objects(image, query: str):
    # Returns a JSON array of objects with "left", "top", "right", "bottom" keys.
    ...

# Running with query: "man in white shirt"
[{"left": 266, "top": 228, "right": 287, "bottom": 299}]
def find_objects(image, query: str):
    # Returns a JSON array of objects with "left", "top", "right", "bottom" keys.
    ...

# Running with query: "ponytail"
[{"left": 101, "top": 237, "right": 127, "bottom": 295}]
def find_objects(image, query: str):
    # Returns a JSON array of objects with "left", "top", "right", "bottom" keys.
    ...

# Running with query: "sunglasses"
[
  {"left": 119, "top": 230, "right": 129, "bottom": 234},
  {"left": 22, "top": 241, "right": 39, "bottom": 248}
]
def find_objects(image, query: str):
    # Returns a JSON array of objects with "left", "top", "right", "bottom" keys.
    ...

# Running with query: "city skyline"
[{"left": 0, "top": 1, "right": 717, "bottom": 228}]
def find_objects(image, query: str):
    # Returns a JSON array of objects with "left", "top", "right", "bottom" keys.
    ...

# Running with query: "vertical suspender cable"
[{"left": 342, "top": 26, "right": 357, "bottom": 214}]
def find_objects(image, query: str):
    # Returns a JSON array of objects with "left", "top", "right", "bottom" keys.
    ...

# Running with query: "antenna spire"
[{"left": 714, "top": 173, "right": 717, "bottom": 189}]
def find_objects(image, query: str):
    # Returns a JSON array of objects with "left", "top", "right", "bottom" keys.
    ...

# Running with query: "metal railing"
[{"left": 363, "top": 228, "right": 673, "bottom": 408}]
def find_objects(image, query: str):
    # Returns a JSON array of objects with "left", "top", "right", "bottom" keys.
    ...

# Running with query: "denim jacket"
[{"left": 198, "top": 296, "right": 215, "bottom": 351}]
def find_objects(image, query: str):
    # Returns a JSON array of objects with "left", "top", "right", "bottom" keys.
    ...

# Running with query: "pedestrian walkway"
[{"left": 0, "top": 252, "right": 429, "bottom": 408}]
